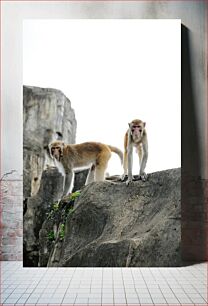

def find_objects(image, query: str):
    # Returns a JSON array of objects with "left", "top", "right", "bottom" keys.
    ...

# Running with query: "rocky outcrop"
[
  {"left": 33, "top": 168, "right": 181, "bottom": 267},
  {"left": 55, "top": 168, "right": 181, "bottom": 267},
  {"left": 72, "top": 170, "right": 88, "bottom": 192},
  {"left": 23, "top": 86, "right": 76, "bottom": 198},
  {"left": 23, "top": 168, "right": 64, "bottom": 266}
]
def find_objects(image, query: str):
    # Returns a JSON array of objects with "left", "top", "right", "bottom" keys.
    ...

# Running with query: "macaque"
[
  {"left": 122, "top": 119, "right": 148, "bottom": 185},
  {"left": 49, "top": 141, "right": 123, "bottom": 196}
]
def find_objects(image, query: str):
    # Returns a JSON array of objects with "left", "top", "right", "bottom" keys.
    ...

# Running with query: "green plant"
[
  {"left": 67, "top": 206, "right": 75, "bottom": 215},
  {"left": 59, "top": 223, "right": 65, "bottom": 240},
  {"left": 69, "top": 190, "right": 81, "bottom": 201},
  {"left": 48, "top": 230, "right": 55, "bottom": 241},
  {"left": 53, "top": 202, "right": 59, "bottom": 211}
]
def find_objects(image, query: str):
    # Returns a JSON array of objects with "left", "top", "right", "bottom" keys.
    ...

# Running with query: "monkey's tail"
[{"left": 107, "top": 145, "right": 123, "bottom": 165}]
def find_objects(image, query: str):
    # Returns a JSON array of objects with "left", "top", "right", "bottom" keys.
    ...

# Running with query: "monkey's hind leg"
[
  {"left": 95, "top": 150, "right": 111, "bottom": 182},
  {"left": 95, "top": 165, "right": 106, "bottom": 181},
  {"left": 85, "top": 164, "right": 95, "bottom": 185}
]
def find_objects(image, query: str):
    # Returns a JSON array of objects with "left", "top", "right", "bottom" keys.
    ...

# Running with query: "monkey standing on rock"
[
  {"left": 49, "top": 141, "right": 123, "bottom": 196},
  {"left": 122, "top": 119, "right": 148, "bottom": 185}
]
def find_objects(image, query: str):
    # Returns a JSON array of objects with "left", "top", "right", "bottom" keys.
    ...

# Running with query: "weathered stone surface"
[
  {"left": 23, "top": 168, "right": 64, "bottom": 266},
  {"left": 37, "top": 170, "right": 88, "bottom": 266},
  {"left": 39, "top": 215, "right": 58, "bottom": 267},
  {"left": 48, "top": 168, "right": 181, "bottom": 267},
  {"left": 23, "top": 86, "right": 76, "bottom": 198},
  {"left": 39, "top": 192, "right": 78, "bottom": 267},
  {"left": 73, "top": 170, "right": 89, "bottom": 192}
]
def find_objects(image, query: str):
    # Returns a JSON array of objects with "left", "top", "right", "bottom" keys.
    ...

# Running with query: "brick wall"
[{"left": 0, "top": 179, "right": 23, "bottom": 261}]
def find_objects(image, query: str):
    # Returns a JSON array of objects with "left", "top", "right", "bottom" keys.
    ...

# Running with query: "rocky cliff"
[
  {"left": 24, "top": 168, "right": 181, "bottom": 267},
  {"left": 23, "top": 168, "right": 64, "bottom": 266},
  {"left": 23, "top": 86, "right": 76, "bottom": 198}
]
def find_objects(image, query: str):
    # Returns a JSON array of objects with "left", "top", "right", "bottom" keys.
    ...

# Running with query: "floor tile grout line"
[
  {"left": 112, "top": 268, "right": 117, "bottom": 305},
  {"left": 169, "top": 267, "right": 207, "bottom": 303},
  {"left": 121, "top": 268, "right": 129, "bottom": 305},
  {"left": 61, "top": 266, "right": 78, "bottom": 304},
  {"left": 151, "top": 267, "right": 181, "bottom": 304},
  {"left": 149, "top": 268, "right": 169, "bottom": 304},
  {"left": 24, "top": 269, "right": 54, "bottom": 304},
  {"left": 130, "top": 267, "right": 142, "bottom": 304},
  {"left": 138, "top": 268, "right": 154, "bottom": 305},
  {"left": 168, "top": 269, "right": 193, "bottom": 300},
  {"left": 0, "top": 262, "right": 207, "bottom": 306},
  {"left": 159, "top": 267, "right": 186, "bottom": 303}
]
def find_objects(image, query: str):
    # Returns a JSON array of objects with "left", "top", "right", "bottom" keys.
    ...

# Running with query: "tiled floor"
[{"left": 0, "top": 261, "right": 207, "bottom": 305}]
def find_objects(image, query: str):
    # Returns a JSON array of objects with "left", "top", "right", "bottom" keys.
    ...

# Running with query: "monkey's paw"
[
  {"left": 121, "top": 174, "right": 128, "bottom": 182},
  {"left": 140, "top": 173, "right": 148, "bottom": 182},
  {"left": 126, "top": 178, "right": 133, "bottom": 185}
]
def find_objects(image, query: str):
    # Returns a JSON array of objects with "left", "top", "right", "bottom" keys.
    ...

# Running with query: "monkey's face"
[
  {"left": 129, "top": 120, "right": 146, "bottom": 140},
  {"left": 49, "top": 142, "right": 64, "bottom": 161}
]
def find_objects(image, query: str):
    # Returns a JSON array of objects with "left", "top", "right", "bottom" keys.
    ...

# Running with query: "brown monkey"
[
  {"left": 49, "top": 141, "right": 123, "bottom": 196},
  {"left": 122, "top": 119, "right": 148, "bottom": 185}
]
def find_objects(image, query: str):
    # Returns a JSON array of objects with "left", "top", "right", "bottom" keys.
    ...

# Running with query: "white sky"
[{"left": 23, "top": 19, "right": 181, "bottom": 176}]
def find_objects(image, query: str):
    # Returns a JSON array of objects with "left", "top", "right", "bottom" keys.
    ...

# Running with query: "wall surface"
[
  {"left": 1, "top": 1, "right": 207, "bottom": 261},
  {"left": 1, "top": 179, "right": 23, "bottom": 260}
]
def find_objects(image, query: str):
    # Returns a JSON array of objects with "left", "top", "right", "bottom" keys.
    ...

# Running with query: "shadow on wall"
[{"left": 181, "top": 24, "right": 207, "bottom": 262}]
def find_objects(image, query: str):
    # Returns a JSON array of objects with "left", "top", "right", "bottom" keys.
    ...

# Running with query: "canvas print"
[{"left": 23, "top": 19, "right": 181, "bottom": 267}]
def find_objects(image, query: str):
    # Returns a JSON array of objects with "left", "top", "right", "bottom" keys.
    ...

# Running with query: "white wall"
[{"left": 1, "top": 1, "right": 206, "bottom": 179}]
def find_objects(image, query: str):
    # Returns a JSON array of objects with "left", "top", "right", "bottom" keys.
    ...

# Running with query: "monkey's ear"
[
  {"left": 128, "top": 123, "right": 131, "bottom": 127},
  {"left": 143, "top": 122, "right": 146, "bottom": 127}
]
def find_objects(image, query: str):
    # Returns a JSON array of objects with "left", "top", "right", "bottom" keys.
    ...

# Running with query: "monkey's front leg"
[
  {"left": 126, "top": 146, "right": 133, "bottom": 185},
  {"left": 139, "top": 143, "right": 148, "bottom": 182},
  {"left": 121, "top": 150, "right": 128, "bottom": 181},
  {"left": 63, "top": 170, "right": 74, "bottom": 196}
]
